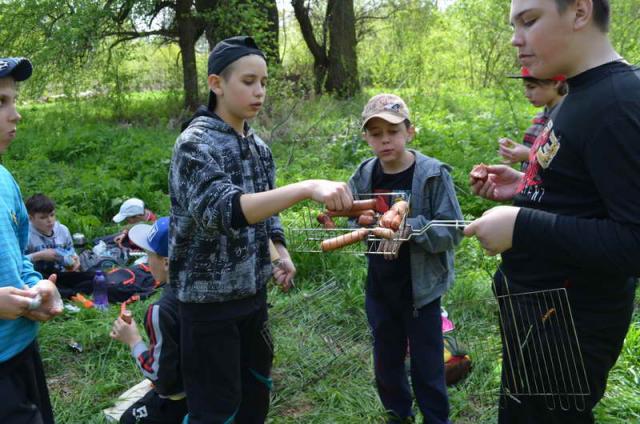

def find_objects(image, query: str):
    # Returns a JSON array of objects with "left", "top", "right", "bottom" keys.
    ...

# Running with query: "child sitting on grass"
[
  {"left": 348, "top": 93, "right": 463, "bottom": 424},
  {"left": 26, "top": 193, "right": 80, "bottom": 276},
  {"left": 112, "top": 198, "right": 157, "bottom": 248},
  {"left": 110, "top": 217, "right": 186, "bottom": 424}
]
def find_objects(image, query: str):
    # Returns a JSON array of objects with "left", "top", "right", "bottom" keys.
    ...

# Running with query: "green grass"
[{"left": 6, "top": 90, "right": 638, "bottom": 422}]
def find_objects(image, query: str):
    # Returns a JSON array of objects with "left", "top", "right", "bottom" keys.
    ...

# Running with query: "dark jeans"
[
  {"left": 0, "top": 341, "right": 54, "bottom": 424},
  {"left": 179, "top": 301, "right": 273, "bottom": 424},
  {"left": 366, "top": 293, "right": 450, "bottom": 424}
]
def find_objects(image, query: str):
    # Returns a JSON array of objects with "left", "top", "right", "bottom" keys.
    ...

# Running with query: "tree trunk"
[
  {"left": 292, "top": 0, "right": 328, "bottom": 94},
  {"left": 261, "top": 0, "right": 280, "bottom": 64},
  {"left": 176, "top": 0, "right": 204, "bottom": 110},
  {"left": 325, "top": 0, "right": 359, "bottom": 97}
]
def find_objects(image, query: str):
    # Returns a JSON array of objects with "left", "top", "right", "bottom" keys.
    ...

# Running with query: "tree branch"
[{"left": 291, "top": 0, "right": 326, "bottom": 62}]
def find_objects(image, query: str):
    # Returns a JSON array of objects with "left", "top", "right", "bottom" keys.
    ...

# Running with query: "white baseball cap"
[{"left": 112, "top": 198, "right": 145, "bottom": 223}]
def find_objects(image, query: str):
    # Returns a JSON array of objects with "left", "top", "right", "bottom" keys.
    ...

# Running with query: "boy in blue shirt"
[{"left": 0, "top": 57, "right": 63, "bottom": 424}]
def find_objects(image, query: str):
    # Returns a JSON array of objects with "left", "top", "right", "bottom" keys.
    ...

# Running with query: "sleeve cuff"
[
  {"left": 270, "top": 234, "right": 286, "bottom": 247},
  {"left": 131, "top": 341, "right": 148, "bottom": 358}
]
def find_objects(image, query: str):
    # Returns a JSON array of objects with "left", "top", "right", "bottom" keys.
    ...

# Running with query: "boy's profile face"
[
  {"left": 146, "top": 251, "right": 168, "bottom": 283},
  {"left": 363, "top": 118, "right": 415, "bottom": 167},
  {"left": 30, "top": 211, "right": 56, "bottom": 235},
  {"left": 523, "top": 80, "right": 560, "bottom": 107},
  {"left": 510, "top": 0, "right": 575, "bottom": 79},
  {"left": 210, "top": 54, "right": 267, "bottom": 122},
  {"left": 0, "top": 77, "right": 21, "bottom": 154}
]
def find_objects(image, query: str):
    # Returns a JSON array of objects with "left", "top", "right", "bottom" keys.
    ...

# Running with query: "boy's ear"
[
  {"left": 163, "top": 257, "right": 169, "bottom": 272},
  {"left": 407, "top": 125, "right": 416, "bottom": 141},
  {"left": 208, "top": 74, "right": 223, "bottom": 96},
  {"left": 573, "top": 0, "right": 593, "bottom": 31}
]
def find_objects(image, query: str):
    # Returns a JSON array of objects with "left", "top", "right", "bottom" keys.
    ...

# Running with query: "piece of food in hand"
[
  {"left": 371, "top": 227, "right": 395, "bottom": 239},
  {"left": 120, "top": 309, "right": 132, "bottom": 324},
  {"left": 470, "top": 163, "right": 488, "bottom": 180},
  {"left": 357, "top": 214, "right": 377, "bottom": 226},
  {"left": 321, "top": 228, "right": 369, "bottom": 252},
  {"left": 28, "top": 294, "right": 42, "bottom": 311},
  {"left": 316, "top": 212, "right": 336, "bottom": 229},
  {"left": 498, "top": 138, "right": 515, "bottom": 148},
  {"left": 390, "top": 200, "right": 409, "bottom": 216}
]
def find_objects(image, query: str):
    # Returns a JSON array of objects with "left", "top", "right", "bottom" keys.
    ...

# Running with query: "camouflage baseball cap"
[{"left": 361, "top": 94, "right": 410, "bottom": 129}]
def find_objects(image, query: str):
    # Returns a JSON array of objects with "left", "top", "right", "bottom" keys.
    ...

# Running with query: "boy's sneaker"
[{"left": 387, "top": 412, "right": 415, "bottom": 424}]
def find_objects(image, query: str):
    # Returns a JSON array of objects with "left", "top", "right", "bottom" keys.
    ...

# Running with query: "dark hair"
[
  {"left": 25, "top": 193, "right": 55, "bottom": 215},
  {"left": 556, "top": 81, "right": 569, "bottom": 96},
  {"left": 554, "top": 0, "right": 610, "bottom": 32},
  {"left": 524, "top": 79, "right": 568, "bottom": 96}
]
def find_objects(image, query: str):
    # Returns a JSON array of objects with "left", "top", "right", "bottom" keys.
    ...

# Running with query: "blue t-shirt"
[{"left": 0, "top": 165, "right": 41, "bottom": 362}]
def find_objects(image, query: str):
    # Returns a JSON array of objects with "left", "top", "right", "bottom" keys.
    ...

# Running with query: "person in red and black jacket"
[
  {"left": 110, "top": 217, "right": 186, "bottom": 424},
  {"left": 498, "top": 67, "right": 567, "bottom": 171}
]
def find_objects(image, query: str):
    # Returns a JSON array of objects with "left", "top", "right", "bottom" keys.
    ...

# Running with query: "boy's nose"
[
  {"left": 9, "top": 106, "right": 21, "bottom": 123},
  {"left": 511, "top": 30, "right": 524, "bottom": 47}
]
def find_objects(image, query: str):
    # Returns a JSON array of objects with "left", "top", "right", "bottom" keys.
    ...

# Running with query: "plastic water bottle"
[{"left": 93, "top": 270, "right": 109, "bottom": 311}]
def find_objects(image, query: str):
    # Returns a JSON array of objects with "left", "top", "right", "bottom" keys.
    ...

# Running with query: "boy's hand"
[
  {"left": 114, "top": 230, "right": 128, "bottom": 247},
  {"left": 308, "top": 180, "right": 353, "bottom": 211},
  {"left": 463, "top": 206, "right": 520, "bottom": 256},
  {"left": 70, "top": 255, "right": 81, "bottom": 272},
  {"left": 23, "top": 274, "right": 64, "bottom": 322},
  {"left": 377, "top": 226, "right": 411, "bottom": 260},
  {"left": 34, "top": 248, "right": 58, "bottom": 262},
  {"left": 0, "top": 286, "right": 37, "bottom": 319},
  {"left": 469, "top": 164, "right": 523, "bottom": 201},
  {"left": 110, "top": 316, "right": 143, "bottom": 348},
  {"left": 498, "top": 139, "right": 530, "bottom": 164},
  {"left": 272, "top": 243, "right": 296, "bottom": 292}
]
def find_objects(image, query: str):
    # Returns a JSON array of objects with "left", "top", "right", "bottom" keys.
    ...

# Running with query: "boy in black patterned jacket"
[{"left": 169, "top": 36, "right": 353, "bottom": 423}]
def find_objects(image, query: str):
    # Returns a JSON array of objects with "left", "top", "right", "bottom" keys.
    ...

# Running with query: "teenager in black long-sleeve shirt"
[{"left": 465, "top": 0, "right": 639, "bottom": 422}]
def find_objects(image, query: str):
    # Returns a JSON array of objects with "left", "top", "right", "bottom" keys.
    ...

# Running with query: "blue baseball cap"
[
  {"left": 0, "top": 58, "right": 33, "bottom": 81},
  {"left": 128, "top": 216, "right": 169, "bottom": 257}
]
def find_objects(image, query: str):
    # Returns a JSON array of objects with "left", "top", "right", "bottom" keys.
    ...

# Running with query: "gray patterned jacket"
[{"left": 169, "top": 113, "right": 285, "bottom": 303}]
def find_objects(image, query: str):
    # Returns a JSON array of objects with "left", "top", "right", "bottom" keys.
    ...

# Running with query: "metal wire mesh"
[
  {"left": 285, "top": 193, "right": 470, "bottom": 255},
  {"left": 445, "top": 282, "right": 590, "bottom": 412},
  {"left": 264, "top": 278, "right": 370, "bottom": 388}
]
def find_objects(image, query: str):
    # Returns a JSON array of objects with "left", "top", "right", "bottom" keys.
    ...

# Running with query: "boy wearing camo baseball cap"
[{"left": 348, "top": 93, "right": 463, "bottom": 423}]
